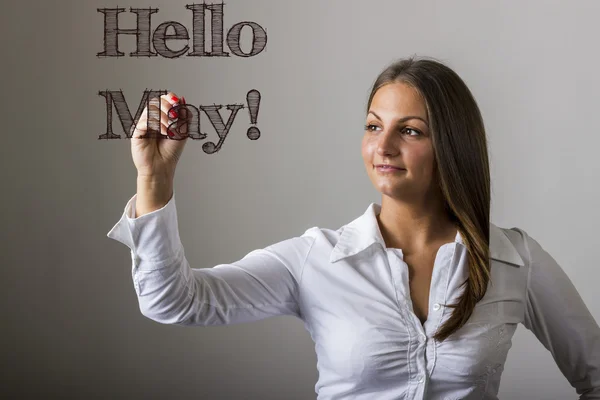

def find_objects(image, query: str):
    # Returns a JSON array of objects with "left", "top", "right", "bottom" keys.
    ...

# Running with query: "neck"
[{"left": 377, "top": 194, "right": 456, "bottom": 253}]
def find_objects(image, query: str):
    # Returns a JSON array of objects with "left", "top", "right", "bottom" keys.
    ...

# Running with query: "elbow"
[
  {"left": 137, "top": 285, "right": 199, "bottom": 325},
  {"left": 138, "top": 282, "right": 218, "bottom": 326}
]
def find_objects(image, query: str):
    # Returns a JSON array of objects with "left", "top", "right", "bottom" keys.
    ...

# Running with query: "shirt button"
[
  {"left": 432, "top": 303, "right": 441, "bottom": 311},
  {"left": 417, "top": 375, "right": 424, "bottom": 383},
  {"left": 419, "top": 334, "right": 427, "bottom": 342}
]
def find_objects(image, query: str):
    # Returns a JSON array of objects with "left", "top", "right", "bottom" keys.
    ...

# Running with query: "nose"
[{"left": 376, "top": 128, "right": 399, "bottom": 157}]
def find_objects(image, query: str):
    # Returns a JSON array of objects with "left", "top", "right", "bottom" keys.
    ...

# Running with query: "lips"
[{"left": 375, "top": 164, "right": 404, "bottom": 170}]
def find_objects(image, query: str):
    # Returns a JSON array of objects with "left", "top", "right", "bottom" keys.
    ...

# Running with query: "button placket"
[
  {"left": 387, "top": 248, "right": 426, "bottom": 395},
  {"left": 424, "top": 244, "right": 457, "bottom": 380}
]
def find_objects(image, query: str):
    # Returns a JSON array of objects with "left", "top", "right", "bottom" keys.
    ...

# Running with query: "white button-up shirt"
[{"left": 107, "top": 193, "right": 600, "bottom": 399}]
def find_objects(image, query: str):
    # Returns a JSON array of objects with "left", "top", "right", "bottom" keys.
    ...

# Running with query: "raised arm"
[
  {"left": 520, "top": 229, "right": 600, "bottom": 399},
  {"left": 107, "top": 192, "right": 316, "bottom": 326}
]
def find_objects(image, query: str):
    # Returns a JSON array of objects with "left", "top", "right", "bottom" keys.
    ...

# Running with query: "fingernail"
[
  {"left": 167, "top": 129, "right": 175, "bottom": 137},
  {"left": 168, "top": 109, "right": 179, "bottom": 119},
  {"left": 171, "top": 95, "right": 179, "bottom": 103},
  {"left": 181, "top": 96, "right": 186, "bottom": 104}
]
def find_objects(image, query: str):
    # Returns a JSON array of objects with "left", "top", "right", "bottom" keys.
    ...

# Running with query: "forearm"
[{"left": 136, "top": 175, "right": 174, "bottom": 217}]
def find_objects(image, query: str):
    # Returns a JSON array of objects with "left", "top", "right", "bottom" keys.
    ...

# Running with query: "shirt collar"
[{"left": 329, "top": 202, "right": 525, "bottom": 267}]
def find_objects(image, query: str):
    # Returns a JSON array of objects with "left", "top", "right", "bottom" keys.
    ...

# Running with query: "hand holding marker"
[
  {"left": 130, "top": 93, "right": 190, "bottom": 179},
  {"left": 131, "top": 93, "right": 190, "bottom": 217}
]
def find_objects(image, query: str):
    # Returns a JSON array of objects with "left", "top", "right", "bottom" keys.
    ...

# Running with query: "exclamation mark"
[{"left": 246, "top": 89, "right": 261, "bottom": 140}]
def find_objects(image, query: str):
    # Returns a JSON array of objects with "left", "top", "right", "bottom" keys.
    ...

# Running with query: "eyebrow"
[{"left": 368, "top": 111, "right": 429, "bottom": 127}]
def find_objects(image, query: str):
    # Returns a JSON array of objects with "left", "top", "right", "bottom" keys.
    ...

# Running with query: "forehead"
[{"left": 369, "top": 82, "right": 427, "bottom": 117}]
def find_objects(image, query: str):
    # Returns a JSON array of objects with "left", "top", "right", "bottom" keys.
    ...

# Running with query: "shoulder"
[
  {"left": 491, "top": 222, "right": 528, "bottom": 245},
  {"left": 302, "top": 225, "right": 344, "bottom": 244},
  {"left": 493, "top": 225, "right": 545, "bottom": 266},
  {"left": 259, "top": 226, "right": 341, "bottom": 261},
  {"left": 493, "top": 223, "right": 551, "bottom": 260},
  {"left": 491, "top": 223, "right": 563, "bottom": 282},
  {"left": 489, "top": 223, "right": 531, "bottom": 268}
]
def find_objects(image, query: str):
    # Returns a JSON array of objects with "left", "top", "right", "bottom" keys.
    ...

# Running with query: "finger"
[
  {"left": 147, "top": 95, "right": 171, "bottom": 137},
  {"left": 131, "top": 115, "right": 169, "bottom": 139},
  {"left": 166, "top": 119, "right": 188, "bottom": 140},
  {"left": 168, "top": 107, "right": 190, "bottom": 139},
  {"left": 163, "top": 92, "right": 181, "bottom": 106},
  {"left": 161, "top": 93, "right": 189, "bottom": 139},
  {"left": 145, "top": 103, "right": 171, "bottom": 136},
  {"left": 177, "top": 97, "right": 191, "bottom": 126},
  {"left": 160, "top": 96, "right": 179, "bottom": 132},
  {"left": 161, "top": 92, "right": 184, "bottom": 122},
  {"left": 146, "top": 97, "right": 164, "bottom": 136},
  {"left": 172, "top": 96, "right": 191, "bottom": 135},
  {"left": 132, "top": 107, "right": 167, "bottom": 139},
  {"left": 132, "top": 96, "right": 174, "bottom": 139}
]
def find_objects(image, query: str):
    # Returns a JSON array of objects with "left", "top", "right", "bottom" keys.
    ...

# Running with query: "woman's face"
[{"left": 362, "top": 82, "right": 436, "bottom": 202}]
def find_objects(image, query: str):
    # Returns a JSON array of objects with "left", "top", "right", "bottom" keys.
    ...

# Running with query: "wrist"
[
  {"left": 137, "top": 172, "right": 173, "bottom": 184},
  {"left": 136, "top": 175, "right": 174, "bottom": 217}
]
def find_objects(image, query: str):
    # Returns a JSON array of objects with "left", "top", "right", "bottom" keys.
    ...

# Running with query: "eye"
[
  {"left": 364, "top": 124, "right": 422, "bottom": 137},
  {"left": 402, "top": 127, "right": 422, "bottom": 136}
]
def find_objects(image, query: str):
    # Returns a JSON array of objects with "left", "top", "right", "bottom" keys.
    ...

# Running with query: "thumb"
[{"left": 169, "top": 96, "right": 190, "bottom": 141}]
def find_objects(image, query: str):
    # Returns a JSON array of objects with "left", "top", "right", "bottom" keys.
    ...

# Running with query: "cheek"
[
  {"left": 406, "top": 146, "right": 434, "bottom": 172},
  {"left": 361, "top": 138, "right": 374, "bottom": 159}
]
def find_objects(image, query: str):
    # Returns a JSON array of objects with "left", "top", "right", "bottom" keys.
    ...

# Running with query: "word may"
[
  {"left": 97, "top": 3, "right": 267, "bottom": 58},
  {"left": 98, "top": 89, "right": 262, "bottom": 154}
]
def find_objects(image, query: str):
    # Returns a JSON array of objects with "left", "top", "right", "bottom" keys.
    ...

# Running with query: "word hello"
[
  {"left": 98, "top": 89, "right": 262, "bottom": 154},
  {"left": 97, "top": 2, "right": 267, "bottom": 58}
]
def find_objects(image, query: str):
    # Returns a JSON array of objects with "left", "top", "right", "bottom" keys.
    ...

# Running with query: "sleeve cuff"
[{"left": 106, "top": 192, "right": 183, "bottom": 266}]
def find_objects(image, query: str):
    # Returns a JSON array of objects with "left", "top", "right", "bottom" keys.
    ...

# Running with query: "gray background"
[{"left": 2, "top": 0, "right": 599, "bottom": 399}]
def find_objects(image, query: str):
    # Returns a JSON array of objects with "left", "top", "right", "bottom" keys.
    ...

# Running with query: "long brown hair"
[{"left": 366, "top": 55, "right": 492, "bottom": 342}]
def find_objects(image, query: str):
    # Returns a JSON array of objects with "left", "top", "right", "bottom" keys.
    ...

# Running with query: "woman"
[{"left": 107, "top": 56, "right": 600, "bottom": 399}]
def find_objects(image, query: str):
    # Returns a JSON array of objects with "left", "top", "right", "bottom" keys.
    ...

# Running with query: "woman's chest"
[
  {"left": 404, "top": 249, "right": 438, "bottom": 324},
  {"left": 299, "top": 247, "right": 528, "bottom": 389}
]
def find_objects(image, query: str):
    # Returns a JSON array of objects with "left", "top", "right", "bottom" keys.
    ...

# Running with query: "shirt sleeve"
[
  {"left": 106, "top": 192, "right": 317, "bottom": 326},
  {"left": 520, "top": 229, "right": 600, "bottom": 399}
]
